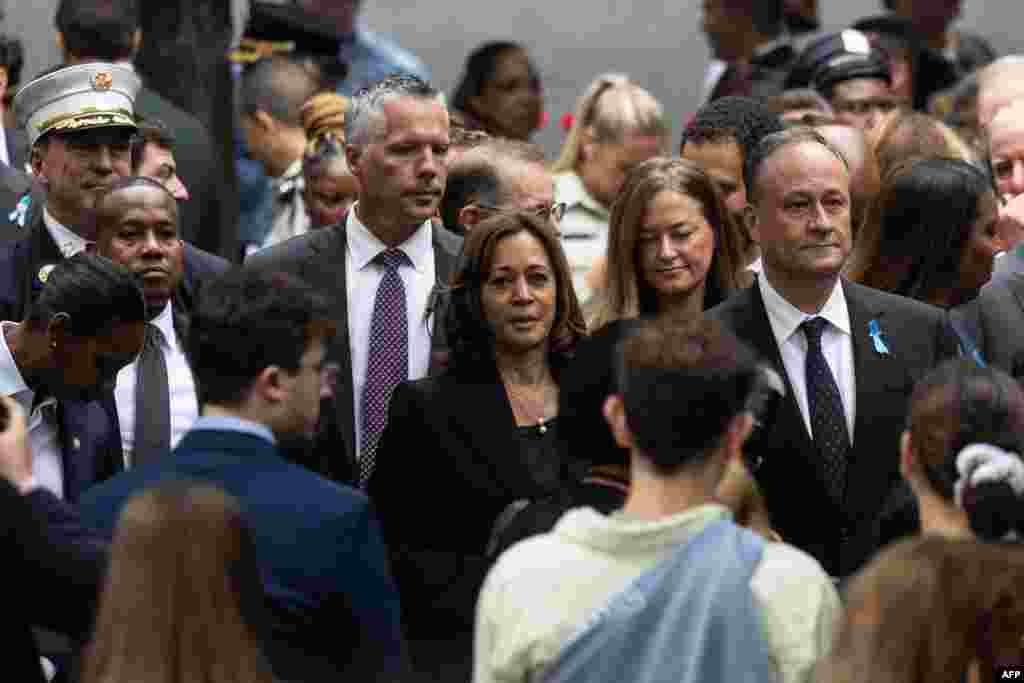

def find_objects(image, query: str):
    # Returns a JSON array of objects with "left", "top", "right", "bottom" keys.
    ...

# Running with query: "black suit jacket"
[
  {"left": 710, "top": 43, "right": 798, "bottom": 102},
  {"left": 710, "top": 279, "right": 959, "bottom": 576},
  {"left": 1, "top": 479, "right": 105, "bottom": 683},
  {"left": 367, "top": 369, "right": 566, "bottom": 679},
  {"left": 244, "top": 214, "right": 463, "bottom": 484},
  {"left": 961, "top": 266, "right": 1024, "bottom": 378},
  {"left": 134, "top": 86, "right": 234, "bottom": 258}
]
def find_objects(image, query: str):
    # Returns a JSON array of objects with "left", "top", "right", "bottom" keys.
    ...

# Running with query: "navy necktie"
[
  {"left": 801, "top": 317, "right": 849, "bottom": 502},
  {"left": 359, "top": 248, "right": 410, "bottom": 487}
]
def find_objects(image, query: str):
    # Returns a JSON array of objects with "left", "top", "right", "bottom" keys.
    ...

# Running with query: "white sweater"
[{"left": 474, "top": 503, "right": 840, "bottom": 683}]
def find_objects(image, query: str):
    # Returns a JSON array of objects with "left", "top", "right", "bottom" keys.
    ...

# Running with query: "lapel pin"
[
  {"left": 868, "top": 319, "right": 890, "bottom": 355},
  {"left": 9, "top": 193, "right": 30, "bottom": 228},
  {"left": 38, "top": 264, "right": 55, "bottom": 284},
  {"left": 71, "top": 436, "right": 81, "bottom": 451}
]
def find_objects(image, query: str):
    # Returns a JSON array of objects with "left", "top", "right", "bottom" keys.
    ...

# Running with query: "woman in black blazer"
[{"left": 368, "top": 211, "right": 586, "bottom": 681}]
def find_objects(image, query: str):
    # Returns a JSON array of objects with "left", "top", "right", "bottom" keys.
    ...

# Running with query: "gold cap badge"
[{"left": 92, "top": 71, "right": 113, "bottom": 91}]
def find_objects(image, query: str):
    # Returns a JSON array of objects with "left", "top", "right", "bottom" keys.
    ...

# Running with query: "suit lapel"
[
  {"left": 23, "top": 216, "right": 62, "bottom": 318},
  {"left": 56, "top": 401, "right": 99, "bottom": 503},
  {"left": 428, "top": 224, "right": 461, "bottom": 375}
]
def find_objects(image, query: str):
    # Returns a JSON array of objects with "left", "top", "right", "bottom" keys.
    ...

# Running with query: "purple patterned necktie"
[
  {"left": 359, "top": 248, "right": 410, "bottom": 487},
  {"left": 802, "top": 317, "right": 850, "bottom": 503}
]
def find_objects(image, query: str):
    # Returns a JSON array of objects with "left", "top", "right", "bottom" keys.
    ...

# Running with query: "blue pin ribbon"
[
  {"left": 868, "top": 319, "right": 890, "bottom": 355},
  {"left": 8, "top": 193, "right": 30, "bottom": 228}
]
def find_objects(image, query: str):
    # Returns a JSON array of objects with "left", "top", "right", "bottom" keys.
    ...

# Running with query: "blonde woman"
[{"left": 552, "top": 74, "right": 669, "bottom": 301}]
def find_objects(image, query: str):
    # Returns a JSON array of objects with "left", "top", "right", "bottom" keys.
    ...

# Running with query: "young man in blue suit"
[{"left": 78, "top": 268, "right": 408, "bottom": 683}]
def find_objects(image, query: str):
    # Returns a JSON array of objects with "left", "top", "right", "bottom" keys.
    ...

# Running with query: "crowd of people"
[{"left": 2, "top": 0, "right": 1024, "bottom": 682}]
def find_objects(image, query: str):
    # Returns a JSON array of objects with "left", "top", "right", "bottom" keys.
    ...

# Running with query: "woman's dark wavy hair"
[
  {"left": 908, "top": 359, "right": 1024, "bottom": 541},
  {"left": 850, "top": 157, "right": 995, "bottom": 305},
  {"left": 444, "top": 211, "right": 586, "bottom": 376}
]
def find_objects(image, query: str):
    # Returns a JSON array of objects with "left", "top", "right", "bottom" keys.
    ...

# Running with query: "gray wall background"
[{"left": 4, "top": 0, "right": 1023, "bottom": 154}]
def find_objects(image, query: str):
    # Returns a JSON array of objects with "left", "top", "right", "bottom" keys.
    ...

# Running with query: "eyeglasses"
[{"left": 476, "top": 202, "right": 568, "bottom": 224}]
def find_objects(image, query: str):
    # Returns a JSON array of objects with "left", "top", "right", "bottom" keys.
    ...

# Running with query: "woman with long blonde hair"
[{"left": 552, "top": 74, "right": 669, "bottom": 301}]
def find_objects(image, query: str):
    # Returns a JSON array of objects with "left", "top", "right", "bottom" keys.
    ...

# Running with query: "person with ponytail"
[
  {"left": 876, "top": 358, "right": 1024, "bottom": 546},
  {"left": 551, "top": 74, "right": 669, "bottom": 301}
]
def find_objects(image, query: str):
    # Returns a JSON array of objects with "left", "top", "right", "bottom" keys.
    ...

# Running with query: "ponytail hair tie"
[{"left": 953, "top": 443, "right": 1024, "bottom": 508}]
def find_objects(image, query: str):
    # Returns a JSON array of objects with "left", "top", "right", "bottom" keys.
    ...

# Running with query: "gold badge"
[
  {"left": 92, "top": 71, "right": 113, "bottom": 91},
  {"left": 38, "top": 264, "right": 55, "bottom": 283}
]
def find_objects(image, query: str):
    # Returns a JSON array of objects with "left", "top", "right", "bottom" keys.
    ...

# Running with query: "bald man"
[
  {"left": 814, "top": 123, "right": 881, "bottom": 240},
  {"left": 988, "top": 101, "right": 1024, "bottom": 200},
  {"left": 977, "top": 57, "right": 1024, "bottom": 128}
]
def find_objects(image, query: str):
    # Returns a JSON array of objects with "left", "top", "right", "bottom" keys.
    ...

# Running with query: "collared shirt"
[
  {"left": 114, "top": 302, "right": 199, "bottom": 467},
  {"left": 758, "top": 274, "right": 856, "bottom": 440},
  {"left": 0, "top": 126, "right": 9, "bottom": 167},
  {"left": 346, "top": 204, "right": 435, "bottom": 454},
  {"left": 0, "top": 322, "right": 62, "bottom": 498},
  {"left": 335, "top": 26, "right": 431, "bottom": 96},
  {"left": 43, "top": 208, "right": 91, "bottom": 258},
  {"left": 189, "top": 414, "right": 277, "bottom": 445},
  {"left": 554, "top": 171, "right": 610, "bottom": 302}
]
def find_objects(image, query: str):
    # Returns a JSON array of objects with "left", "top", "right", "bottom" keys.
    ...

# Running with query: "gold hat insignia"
[{"left": 92, "top": 72, "right": 113, "bottom": 91}]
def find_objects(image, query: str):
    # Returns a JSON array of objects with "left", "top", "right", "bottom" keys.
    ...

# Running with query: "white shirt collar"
[
  {"left": 346, "top": 202, "right": 433, "bottom": 275},
  {"left": 150, "top": 302, "right": 178, "bottom": 352},
  {"left": 555, "top": 171, "right": 609, "bottom": 219},
  {"left": 758, "top": 273, "right": 851, "bottom": 343},
  {"left": 42, "top": 208, "right": 91, "bottom": 258},
  {"left": 0, "top": 126, "right": 8, "bottom": 167},
  {"left": 0, "top": 322, "right": 55, "bottom": 414}
]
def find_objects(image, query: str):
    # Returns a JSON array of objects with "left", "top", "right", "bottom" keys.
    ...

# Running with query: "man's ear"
[
  {"left": 602, "top": 394, "right": 633, "bottom": 450},
  {"left": 45, "top": 312, "right": 72, "bottom": 356},
  {"left": 253, "top": 365, "right": 289, "bottom": 405},
  {"left": 30, "top": 143, "right": 46, "bottom": 179},
  {"left": 579, "top": 127, "right": 597, "bottom": 164},
  {"left": 458, "top": 204, "right": 484, "bottom": 228},
  {"left": 131, "top": 29, "right": 143, "bottom": 54},
  {"left": 345, "top": 144, "right": 363, "bottom": 179},
  {"left": 55, "top": 31, "right": 67, "bottom": 60},
  {"left": 725, "top": 411, "right": 755, "bottom": 463},
  {"left": 253, "top": 110, "right": 276, "bottom": 133}
]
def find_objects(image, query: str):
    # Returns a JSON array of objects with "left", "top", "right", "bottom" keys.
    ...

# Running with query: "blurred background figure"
[
  {"left": 766, "top": 88, "right": 834, "bottom": 125},
  {"left": 787, "top": 30, "right": 903, "bottom": 131},
  {"left": 130, "top": 119, "right": 190, "bottom": 200},
  {"left": 300, "top": 91, "right": 359, "bottom": 232},
  {"left": 80, "top": 483, "right": 276, "bottom": 683},
  {"left": 819, "top": 537, "right": 1024, "bottom": 683},
  {"left": 552, "top": 74, "right": 667, "bottom": 301},
  {"left": 976, "top": 56, "right": 1024, "bottom": 129},
  {"left": 869, "top": 109, "right": 976, "bottom": 181},
  {"left": 295, "top": 0, "right": 430, "bottom": 95},
  {"left": 883, "top": 0, "right": 996, "bottom": 111},
  {"left": 0, "top": 34, "right": 25, "bottom": 167},
  {"left": 700, "top": 0, "right": 796, "bottom": 103},
  {"left": 369, "top": 212, "right": 585, "bottom": 682},
  {"left": 814, "top": 122, "right": 881, "bottom": 240},
  {"left": 852, "top": 15, "right": 916, "bottom": 106},
  {"left": 847, "top": 158, "right": 1002, "bottom": 316},
  {"left": 238, "top": 56, "right": 322, "bottom": 254},
  {"left": 450, "top": 41, "right": 544, "bottom": 141},
  {"left": 987, "top": 100, "right": 1024, "bottom": 201}
]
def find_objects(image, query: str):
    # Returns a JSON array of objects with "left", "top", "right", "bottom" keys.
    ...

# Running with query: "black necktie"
[
  {"left": 801, "top": 317, "right": 849, "bottom": 503},
  {"left": 133, "top": 323, "right": 171, "bottom": 465}
]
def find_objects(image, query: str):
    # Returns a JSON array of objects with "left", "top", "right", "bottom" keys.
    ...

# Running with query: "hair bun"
[
  {"left": 301, "top": 92, "right": 349, "bottom": 143},
  {"left": 955, "top": 443, "right": 1024, "bottom": 541}
]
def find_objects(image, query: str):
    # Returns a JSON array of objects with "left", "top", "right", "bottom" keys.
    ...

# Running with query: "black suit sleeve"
[
  {"left": 933, "top": 311, "right": 962, "bottom": 366},
  {"left": 2, "top": 481, "right": 105, "bottom": 639}
]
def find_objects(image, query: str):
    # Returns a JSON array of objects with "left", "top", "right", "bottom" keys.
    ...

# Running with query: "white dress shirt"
[
  {"left": 114, "top": 302, "right": 199, "bottom": 466},
  {"left": 758, "top": 275, "right": 856, "bottom": 440},
  {"left": 0, "top": 322, "right": 63, "bottom": 498},
  {"left": 554, "top": 171, "right": 610, "bottom": 303},
  {"left": 0, "top": 126, "right": 9, "bottom": 167},
  {"left": 346, "top": 204, "right": 435, "bottom": 455},
  {"left": 43, "top": 208, "right": 91, "bottom": 258}
]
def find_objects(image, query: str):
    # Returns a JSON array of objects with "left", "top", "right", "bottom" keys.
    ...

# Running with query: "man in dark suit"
[
  {"left": 0, "top": 34, "right": 27, "bottom": 168},
  {"left": 78, "top": 268, "right": 408, "bottom": 683},
  {"left": 0, "top": 62, "right": 228, "bottom": 326},
  {"left": 710, "top": 127, "right": 958, "bottom": 577},
  {"left": 51, "top": 0, "right": 230, "bottom": 256},
  {"left": 0, "top": 253, "right": 146, "bottom": 504},
  {"left": 246, "top": 74, "right": 462, "bottom": 488}
]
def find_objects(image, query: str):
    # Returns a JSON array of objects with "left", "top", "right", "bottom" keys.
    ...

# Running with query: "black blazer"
[
  {"left": 710, "top": 43, "right": 798, "bottom": 102},
  {"left": 962, "top": 266, "right": 1024, "bottom": 378},
  {"left": 367, "top": 368, "right": 566, "bottom": 678},
  {"left": 1, "top": 479, "right": 105, "bottom": 683},
  {"left": 244, "top": 214, "right": 463, "bottom": 484},
  {"left": 710, "top": 279, "right": 959, "bottom": 576}
]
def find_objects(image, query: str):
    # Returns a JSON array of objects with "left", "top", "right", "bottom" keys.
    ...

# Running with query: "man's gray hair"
[
  {"left": 345, "top": 74, "right": 443, "bottom": 147},
  {"left": 744, "top": 126, "right": 850, "bottom": 202}
]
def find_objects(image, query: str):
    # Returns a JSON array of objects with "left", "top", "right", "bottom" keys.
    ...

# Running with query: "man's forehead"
[
  {"left": 51, "top": 126, "right": 135, "bottom": 146},
  {"left": 763, "top": 142, "right": 849, "bottom": 187},
  {"left": 989, "top": 106, "right": 1024, "bottom": 149},
  {"left": 104, "top": 184, "right": 179, "bottom": 217},
  {"left": 376, "top": 96, "right": 448, "bottom": 137}
]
